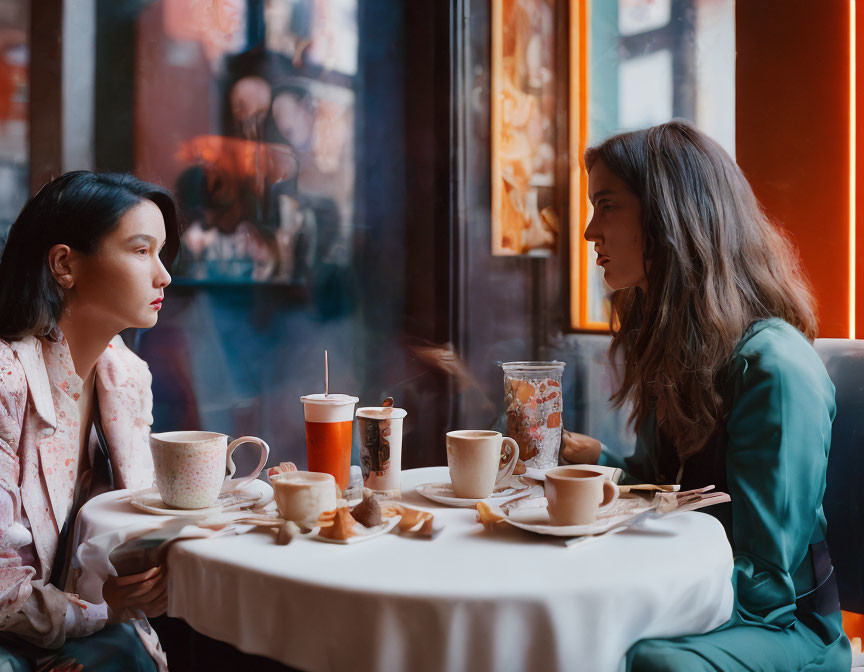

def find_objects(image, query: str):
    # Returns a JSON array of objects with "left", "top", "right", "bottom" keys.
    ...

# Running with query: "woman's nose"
[
  {"left": 155, "top": 259, "right": 172, "bottom": 288},
  {"left": 584, "top": 215, "right": 600, "bottom": 242}
]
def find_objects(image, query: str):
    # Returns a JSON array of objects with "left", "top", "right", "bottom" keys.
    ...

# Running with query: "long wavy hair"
[{"left": 585, "top": 120, "right": 817, "bottom": 460}]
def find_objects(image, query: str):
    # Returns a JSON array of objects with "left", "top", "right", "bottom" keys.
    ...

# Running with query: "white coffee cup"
[
  {"left": 149, "top": 431, "right": 270, "bottom": 509},
  {"left": 445, "top": 430, "right": 520, "bottom": 499},
  {"left": 271, "top": 471, "right": 338, "bottom": 524},
  {"left": 544, "top": 465, "right": 619, "bottom": 526}
]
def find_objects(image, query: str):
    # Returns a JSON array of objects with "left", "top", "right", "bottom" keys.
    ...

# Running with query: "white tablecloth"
[{"left": 77, "top": 467, "right": 734, "bottom": 672}]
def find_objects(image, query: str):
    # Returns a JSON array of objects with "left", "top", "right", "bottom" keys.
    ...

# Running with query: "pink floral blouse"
[{"left": 0, "top": 331, "right": 155, "bottom": 647}]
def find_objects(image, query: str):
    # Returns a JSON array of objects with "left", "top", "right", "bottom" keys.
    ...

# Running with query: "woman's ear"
[{"left": 47, "top": 244, "right": 75, "bottom": 289}]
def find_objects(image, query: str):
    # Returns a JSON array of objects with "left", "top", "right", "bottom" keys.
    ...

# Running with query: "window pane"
[
  {"left": 85, "top": 0, "right": 440, "bottom": 472},
  {"left": 579, "top": 0, "right": 735, "bottom": 327}
]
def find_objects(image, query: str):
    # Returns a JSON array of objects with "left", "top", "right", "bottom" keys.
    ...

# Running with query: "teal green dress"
[
  {"left": 0, "top": 623, "right": 156, "bottom": 671},
  {"left": 599, "top": 318, "right": 852, "bottom": 672}
]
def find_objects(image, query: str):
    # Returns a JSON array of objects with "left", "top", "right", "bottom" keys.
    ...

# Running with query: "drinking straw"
[{"left": 325, "top": 350, "right": 329, "bottom": 397}]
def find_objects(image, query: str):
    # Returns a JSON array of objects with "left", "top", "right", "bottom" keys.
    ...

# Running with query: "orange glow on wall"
[{"left": 737, "top": 1, "right": 856, "bottom": 338}]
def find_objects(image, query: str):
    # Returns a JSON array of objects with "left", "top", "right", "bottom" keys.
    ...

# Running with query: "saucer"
[
  {"left": 415, "top": 479, "right": 531, "bottom": 508},
  {"left": 312, "top": 516, "right": 400, "bottom": 545},
  {"left": 499, "top": 496, "right": 653, "bottom": 537},
  {"left": 130, "top": 487, "right": 264, "bottom": 518}
]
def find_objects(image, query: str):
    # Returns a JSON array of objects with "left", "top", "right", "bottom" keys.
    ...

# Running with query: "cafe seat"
[{"left": 814, "top": 338, "right": 864, "bottom": 615}]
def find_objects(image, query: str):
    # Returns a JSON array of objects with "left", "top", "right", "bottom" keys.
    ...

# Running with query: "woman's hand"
[
  {"left": 102, "top": 565, "right": 167, "bottom": 619},
  {"left": 560, "top": 430, "right": 603, "bottom": 465}
]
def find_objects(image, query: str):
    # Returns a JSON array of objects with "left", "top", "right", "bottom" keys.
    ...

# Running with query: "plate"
[
  {"left": 312, "top": 515, "right": 400, "bottom": 544},
  {"left": 130, "top": 487, "right": 264, "bottom": 518},
  {"left": 415, "top": 479, "right": 531, "bottom": 508},
  {"left": 498, "top": 496, "right": 655, "bottom": 537}
]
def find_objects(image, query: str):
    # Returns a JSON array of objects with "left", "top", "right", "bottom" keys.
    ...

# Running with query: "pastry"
[{"left": 351, "top": 492, "right": 384, "bottom": 528}]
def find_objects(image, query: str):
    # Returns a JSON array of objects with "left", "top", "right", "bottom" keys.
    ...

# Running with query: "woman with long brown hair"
[{"left": 562, "top": 120, "right": 851, "bottom": 671}]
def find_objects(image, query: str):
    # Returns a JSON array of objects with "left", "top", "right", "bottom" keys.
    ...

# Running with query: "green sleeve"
[
  {"left": 597, "top": 417, "right": 658, "bottom": 485},
  {"left": 725, "top": 328, "right": 835, "bottom": 629}
]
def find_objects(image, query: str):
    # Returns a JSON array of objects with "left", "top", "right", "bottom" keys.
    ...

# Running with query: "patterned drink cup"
[
  {"left": 300, "top": 394, "right": 359, "bottom": 492},
  {"left": 501, "top": 361, "right": 566, "bottom": 469},
  {"left": 149, "top": 431, "right": 270, "bottom": 509},
  {"left": 357, "top": 406, "right": 407, "bottom": 497}
]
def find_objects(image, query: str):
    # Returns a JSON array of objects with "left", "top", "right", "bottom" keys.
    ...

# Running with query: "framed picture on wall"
[{"left": 490, "top": 0, "right": 560, "bottom": 257}]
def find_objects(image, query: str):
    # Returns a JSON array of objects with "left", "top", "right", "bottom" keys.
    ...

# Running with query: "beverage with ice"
[
  {"left": 502, "top": 361, "right": 565, "bottom": 469},
  {"left": 301, "top": 393, "right": 358, "bottom": 491}
]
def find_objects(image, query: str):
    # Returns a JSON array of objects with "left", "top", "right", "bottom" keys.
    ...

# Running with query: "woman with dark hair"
[
  {"left": 0, "top": 171, "right": 180, "bottom": 671},
  {"left": 562, "top": 120, "right": 851, "bottom": 671}
]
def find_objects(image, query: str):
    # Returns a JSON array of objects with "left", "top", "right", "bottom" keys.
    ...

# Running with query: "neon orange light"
[
  {"left": 578, "top": 0, "right": 589, "bottom": 327},
  {"left": 570, "top": 0, "right": 602, "bottom": 330},
  {"left": 568, "top": 0, "right": 581, "bottom": 328},
  {"left": 851, "top": 0, "right": 857, "bottom": 339}
]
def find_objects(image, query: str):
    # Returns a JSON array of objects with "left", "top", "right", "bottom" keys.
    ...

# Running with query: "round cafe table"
[{"left": 78, "top": 467, "right": 734, "bottom": 672}]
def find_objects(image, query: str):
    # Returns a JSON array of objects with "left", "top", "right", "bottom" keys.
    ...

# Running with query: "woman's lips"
[
  {"left": 150, "top": 299, "right": 163, "bottom": 310},
  {"left": 596, "top": 255, "right": 610, "bottom": 267}
]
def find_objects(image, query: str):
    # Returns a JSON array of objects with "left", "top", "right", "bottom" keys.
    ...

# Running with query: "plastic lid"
[
  {"left": 270, "top": 470, "right": 335, "bottom": 484},
  {"left": 300, "top": 393, "right": 359, "bottom": 406},
  {"left": 356, "top": 406, "right": 408, "bottom": 420},
  {"left": 500, "top": 361, "right": 566, "bottom": 371}
]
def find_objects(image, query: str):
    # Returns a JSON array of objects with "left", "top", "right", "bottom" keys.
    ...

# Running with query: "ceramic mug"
[
  {"left": 544, "top": 465, "right": 619, "bottom": 526},
  {"left": 446, "top": 430, "right": 520, "bottom": 499},
  {"left": 150, "top": 431, "right": 270, "bottom": 509},
  {"left": 271, "top": 470, "right": 338, "bottom": 524}
]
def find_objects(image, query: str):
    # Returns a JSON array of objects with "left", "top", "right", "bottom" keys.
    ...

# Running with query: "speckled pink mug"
[{"left": 149, "top": 431, "right": 270, "bottom": 509}]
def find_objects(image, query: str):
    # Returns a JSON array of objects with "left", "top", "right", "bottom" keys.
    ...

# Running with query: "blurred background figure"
[{"left": 229, "top": 75, "right": 272, "bottom": 140}]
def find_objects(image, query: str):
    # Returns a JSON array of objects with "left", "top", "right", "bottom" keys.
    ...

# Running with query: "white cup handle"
[
  {"left": 222, "top": 436, "right": 270, "bottom": 493},
  {"left": 494, "top": 437, "right": 520, "bottom": 488},
  {"left": 598, "top": 479, "right": 619, "bottom": 512}
]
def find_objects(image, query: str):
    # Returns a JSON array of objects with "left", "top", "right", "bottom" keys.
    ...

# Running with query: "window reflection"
[
  {"left": 114, "top": 0, "right": 373, "bottom": 473},
  {"left": 0, "top": 0, "right": 28, "bottom": 241},
  {"left": 136, "top": 0, "right": 357, "bottom": 286}
]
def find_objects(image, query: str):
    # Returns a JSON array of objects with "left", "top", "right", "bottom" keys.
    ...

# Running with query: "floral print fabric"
[{"left": 0, "top": 333, "right": 155, "bottom": 643}]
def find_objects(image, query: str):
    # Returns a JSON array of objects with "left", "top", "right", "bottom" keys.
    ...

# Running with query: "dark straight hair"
[{"left": 0, "top": 171, "right": 182, "bottom": 341}]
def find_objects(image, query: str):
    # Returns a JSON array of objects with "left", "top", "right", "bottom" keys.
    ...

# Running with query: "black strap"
[
  {"left": 795, "top": 539, "right": 841, "bottom": 618},
  {"left": 47, "top": 396, "right": 114, "bottom": 589},
  {"left": 91, "top": 406, "right": 115, "bottom": 493}
]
